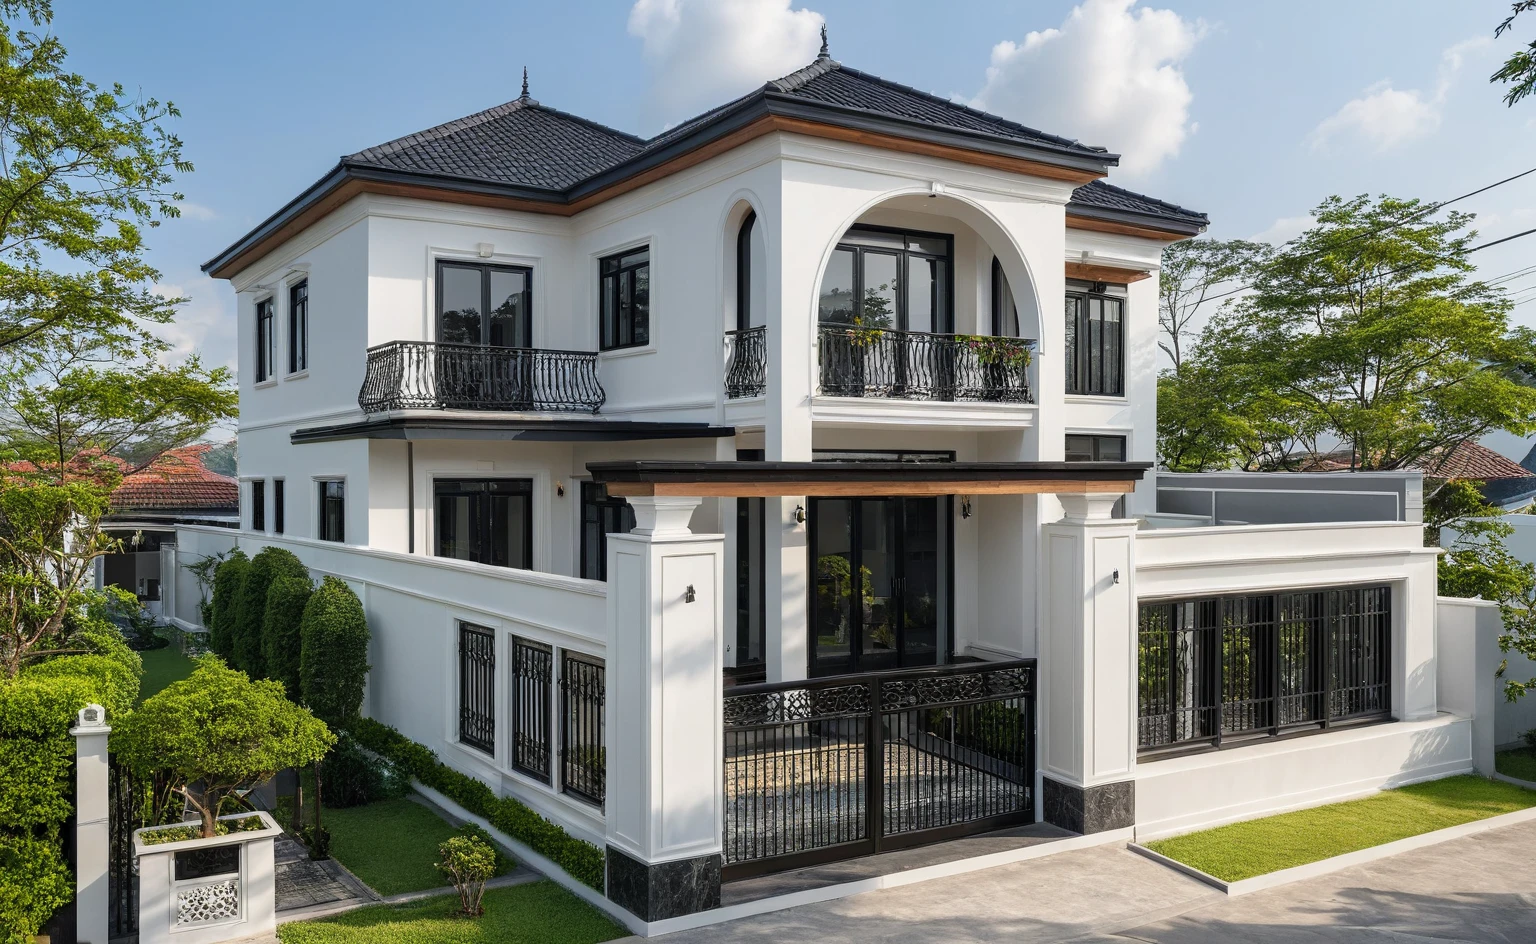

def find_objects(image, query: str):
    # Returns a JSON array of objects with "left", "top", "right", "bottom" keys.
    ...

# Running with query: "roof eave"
[{"left": 1066, "top": 202, "right": 1207, "bottom": 238}]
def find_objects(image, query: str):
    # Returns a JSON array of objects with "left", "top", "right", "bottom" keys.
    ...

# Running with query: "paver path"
[
  {"left": 638, "top": 818, "right": 1536, "bottom": 943},
  {"left": 273, "top": 835, "right": 376, "bottom": 914}
]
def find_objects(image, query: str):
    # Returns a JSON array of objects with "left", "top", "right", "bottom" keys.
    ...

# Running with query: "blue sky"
[{"left": 50, "top": 0, "right": 1536, "bottom": 371}]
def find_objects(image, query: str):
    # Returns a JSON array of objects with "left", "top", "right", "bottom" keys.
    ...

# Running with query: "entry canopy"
[{"left": 586, "top": 460, "right": 1151, "bottom": 498}]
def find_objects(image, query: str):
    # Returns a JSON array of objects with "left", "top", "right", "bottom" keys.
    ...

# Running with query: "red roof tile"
[
  {"left": 1412, "top": 441, "right": 1530, "bottom": 481},
  {"left": 111, "top": 444, "right": 238, "bottom": 511}
]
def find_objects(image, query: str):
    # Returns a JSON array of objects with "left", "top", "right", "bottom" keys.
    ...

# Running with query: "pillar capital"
[
  {"left": 1056, "top": 492, "right": 1124, "bottom": 523},
  {"left": 623, "top": 495, "right": 701, "bottom": 536}
]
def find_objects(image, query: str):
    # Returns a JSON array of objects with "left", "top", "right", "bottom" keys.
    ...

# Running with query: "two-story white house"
[{"left": 167, "top": 45, "right": 1498, "bottom": 936}]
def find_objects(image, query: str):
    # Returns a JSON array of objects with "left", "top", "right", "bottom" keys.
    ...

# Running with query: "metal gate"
[
  {"left": 108, "top": 757, "right": 176, "bottom": 940},
  {"left": 722, "top": 660, "right": 1036, "bottom": 880}
]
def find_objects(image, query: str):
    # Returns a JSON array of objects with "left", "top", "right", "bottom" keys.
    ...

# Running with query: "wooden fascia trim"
[
  {"left": 1065, "top": 213, "right": 1191, "bottom": 242},
  {"left": 1065, "top": 261, "right": 1153, "bottom": 284},
  {"left": 604, "top": 479, "right": 1136, "bottom": 498}
]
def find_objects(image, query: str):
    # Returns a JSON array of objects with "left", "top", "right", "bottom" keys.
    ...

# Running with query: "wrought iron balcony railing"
[
  {"left": 358, "top": 341, "right": 605, "bottom": 414},
  {"left": 724, "top": 326, "right": 768, "bottom": 399},
  {"left": 817, "top": 325, "right": 1035, "bottom": 403}
]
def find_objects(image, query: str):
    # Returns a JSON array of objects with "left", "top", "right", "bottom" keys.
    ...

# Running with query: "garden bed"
[
  {"left": 275, "top": 881, "right": 624, "bottom": 944},
  {"left": 1136, "top": 775, "right": 1536, "bottom": 891}
]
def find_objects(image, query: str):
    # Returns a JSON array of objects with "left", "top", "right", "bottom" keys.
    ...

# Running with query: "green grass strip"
[
  {"left": 137, "top": 643, "right": 195, "bottom": 703},
  {"left": 323, "top": 797, "right": 462, "bottom": 896},
  {"left": 276, "top": 881, "right": 625, "bottom": 944},
  {"left": 1145, "top": 774, "right": 1536, "bottom": 882},
  {"left": 1495, "top": 748, "right": 1536, "bottom": 783}
]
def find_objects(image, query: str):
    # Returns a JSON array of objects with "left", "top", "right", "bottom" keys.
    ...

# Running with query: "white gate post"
[
  {"left": 1039, "top": 494, "right": 1138, "bottom": 834},
  {"left": 604, "top": 495, "right": 724, "bottom": 924},
  {"left": 72, "top": 703, "right": 111, "bottom": 944}
]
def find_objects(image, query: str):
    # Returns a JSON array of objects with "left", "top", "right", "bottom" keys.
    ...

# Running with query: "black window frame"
[
  {"left": 509, "top": 636, "right": 553, "bottom": 783},
  {"left": 288, "top": 279, "right": 308, "bottom": 374},
  {"left": 1065, "top": 286, "right": 1125, "bottom": 397},
  {"left": 435, "top": 259, "right": 534, "bottom": 349},
  {"left": 317, "top": 479, "right": 345, "bottom": 543},
  {"left": 818, "top": 225, "right": 954, "bottom": 334},
  {"left": 1065, "top": 434, "right": 1128, "bottom": 517},
  {"left": 458, "top": 622, "right": 496, "bottom": 755},
  {"left": 273, "top": 479, "right": 285, "bottom": 534},
  {"left": 580, "top": 481, "right": 636, "bottom": 581},
  {"left": 736, "top": 210, "right": 756, "bottom": 332},
  {"left": 598, "top": 247, "right": 651, "bottom": 351},
  {"left": 991, "top": 257, "right": 1020, "bottom": 338},
  {"left": 250, "top": 479, "right": 265, "bottom": 532},
  {"left": 433, "top": 477, "right": 535, "bottom": 571},
  {"left": 255, "top": 297, "right": 275, "bottom": 383}
]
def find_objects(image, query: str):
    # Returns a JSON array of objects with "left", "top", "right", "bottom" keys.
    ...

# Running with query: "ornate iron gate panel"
[
  {"left": 108, "top": 756, "right": 140, "bottom": 940},
  {"left": 723, "top": 660, "right": 1036, "bottom": 880}
]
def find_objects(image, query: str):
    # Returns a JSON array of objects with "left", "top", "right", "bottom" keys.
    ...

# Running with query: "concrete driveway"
[{"left": 636, "top": 818, "right": 1536, "bottom": 943}]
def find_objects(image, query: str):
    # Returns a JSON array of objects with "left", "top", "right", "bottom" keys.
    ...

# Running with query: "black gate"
[
  {"left": 722, "top": 660, "right": 1035, "bottom": 880},
  {"left": 109, "top": 757, "right": 176, "bottom": 940}
]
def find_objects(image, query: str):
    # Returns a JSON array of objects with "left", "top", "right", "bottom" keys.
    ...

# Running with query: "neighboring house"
[
  {"left": 162, "top": 47, "right": 1501, "bottom": 934},
  {"left": 99, "top": 445, "right": 238, "bottom": 615},
  {"left": 1479, "top": 442, "right": 1536, "bottom": 510}
]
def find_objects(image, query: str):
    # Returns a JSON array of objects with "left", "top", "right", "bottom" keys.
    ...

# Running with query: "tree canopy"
[{"left": 1493, "top": 1, "right": 1536, "bottom": 107}]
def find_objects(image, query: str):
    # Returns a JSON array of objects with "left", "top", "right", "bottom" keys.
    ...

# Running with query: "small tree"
[
  {"left": 113, "top": 656, "right": 333, "bottom": 838},
  {"left": 184, "top": 550, "right": 229, "bottom": 626},
  {"left": 299, "top": 577, "right": 370, "bottom": 728},
  {"left": 263, "top": 574, "right": 313, "bottom": 701},
  {"left": 437, "top": 834, "right": 496, "bottom": 917},
  {"left": 231, "top": 547, "right": 306, "bottom": 680},
  {"left": 208, "top": 550, "right": 247, "bottom": 662}
]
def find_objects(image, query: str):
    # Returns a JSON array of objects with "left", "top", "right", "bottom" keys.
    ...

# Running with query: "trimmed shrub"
[
  {"left": 262, "top": 574, "right": 313, "bottom": 700},
  {"left": 22, "top": 654, "right": 138, "bottom": 720},
  {"left": 350, "top": 717, "right": 605, "bottom": 890},
  {"left": 0, "top": 834, "right": 72, "bottom": 944},
  {"left": 437, "top": 834, "right": 495, "bottom": 916},
  {"left": 321, "top": 733, "right": 407, "bottom": 808},
  {"left": 209, "top": 550, "right": 249, "bottom": 661},
  {"left": 300, "top": 577, "right": 370, "bottom": 729},
  {"left": 233, "top": 547, "right": 308, "bottom": 680}
]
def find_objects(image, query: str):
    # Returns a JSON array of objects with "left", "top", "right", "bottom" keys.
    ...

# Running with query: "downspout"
[{"left": 407, "top": 441, "right": 415, "bottom": 554}]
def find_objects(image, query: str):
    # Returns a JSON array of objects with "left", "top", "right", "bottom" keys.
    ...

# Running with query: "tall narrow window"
[
  {"left": 1065, "top": 289, "right": 1124, "bottom": 396},
  {"left": 509, "top": 637, "right": 553, "bottom": 782},
  {"left": 273, "top": 479, "right": 285, "bottom": 534},
  {"left": 255, "top": 298, "right": 275, "bottom": 382},
  {"left": 598, "top": 247, "right": 650, "bottom": 350},
  {"left": 580, "top": 482, "right": 636, "bottom": 580},
  {"left": 459, "top": 622, "right": 496, "bottom": 755},
  {"left": 992, "top": 258, "right": 1020, "bottom": 338},
  {"left": 435, "top": 478, "right": 533, "bottom": 570},
  {"left": 736, "top": 211, "right": 766, "bottom": 331},
  {"left": 288, "top": 280, "right": 308, "bottom": 374},
  {"left": 317, "top": 479, "right": 345, "bottom": 542},
  {"left": 250, "top": 479, "right": 265, "bottom": 532}
]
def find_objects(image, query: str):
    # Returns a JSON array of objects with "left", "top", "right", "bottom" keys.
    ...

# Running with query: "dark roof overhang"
[
  {"left": 1064, "top": 201, "right": 1207, "bottom": 239},
  {"left": 586, "top": 459, "right": 1151, "bottom": 497},
  {"left": 290, "top": 415, "right": 736, "bottom": 445}
]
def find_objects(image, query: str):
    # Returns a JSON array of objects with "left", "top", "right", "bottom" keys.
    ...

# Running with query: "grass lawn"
[
  {"left": 276, "top": 881, "right": 625, "bottom": 944},
  {"left": 323, "top": 796, "right": 471, "bottom": 896},
  {"left": 137, "top": 642, "right": 194, "bottom": 702},
  {"left": 1145, "top": 774, "right": 1536, "bottom": 883},
  {"left": 1496, "top": 748, "right": 1536, "bottom": 783}
]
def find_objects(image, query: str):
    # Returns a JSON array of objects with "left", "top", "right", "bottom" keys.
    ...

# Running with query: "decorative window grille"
[
  {"left": 458, "top": 623, "right": 495, "bottom": 755},
  {"left": 510, "top": 637, "right": 553, "bottom": 782},
  {"left": 560, "top": 653, "right": 606, "bottom": 805}
]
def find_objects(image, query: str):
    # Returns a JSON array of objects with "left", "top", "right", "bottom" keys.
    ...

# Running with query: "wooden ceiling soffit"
[
  {"left": 1064, "top": 261, "right": 1152, "bottom": 284},
  {"left": 1065, "top": 213, "right": 1191, "bottom": 242}
]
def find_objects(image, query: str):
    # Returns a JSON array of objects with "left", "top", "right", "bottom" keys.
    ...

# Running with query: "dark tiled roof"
[{"left": 1068, "top": 180, "right": 1209, "bottom": 230}]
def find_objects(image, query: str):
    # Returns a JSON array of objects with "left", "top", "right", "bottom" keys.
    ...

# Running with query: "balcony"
[
  {"left": 724, "top": 326, "right": 767, "bottom": 399},
  {"left": 817, "top": 325, "right": 1035, "bottom": 403},
  {"left": 358, "top": 341, "right": 605, "bottom": 414}
]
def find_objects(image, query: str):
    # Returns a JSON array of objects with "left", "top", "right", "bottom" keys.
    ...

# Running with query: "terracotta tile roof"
[
  {"left": 111, "top": 444, "right": 238, "bottom": 511},
  {"left": 1413, "top": 441, "right": 1530, "bottom": 481}
]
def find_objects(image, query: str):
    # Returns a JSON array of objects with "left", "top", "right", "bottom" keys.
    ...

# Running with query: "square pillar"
[
  {"left": 72, "top": 704, "right": 110, "bottom": 944},
  {"left": 605, "top": 496, "right": 724, "bottom": 922},
  {"left": 1040, "top": 493, "right": 1138, "bottom": 834}
]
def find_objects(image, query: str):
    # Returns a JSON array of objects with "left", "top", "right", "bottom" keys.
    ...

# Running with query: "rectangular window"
[
  {"left": 434, "top": 478, "right": 533, "bottom": 569},
  {"left": 437, "top": 261, "right": 532, "bottom": 348},
  {"left": 560, "top": 652, "right": 605, "bottom": 806},
  {"left": 250, "top": 479, "right": 265, "bottom": 532},
  {"left": 1065, "top": 434, "right": 1127, "bottom": 516},
  {"left": 579, "top": 482, "right": 636, "bottom": 580},
  {"left": 317, "top": 479, "right": 345, "bottom": 542},
  {"left": 598, "top": 248, "right": 650, "bottom": 350},
  {"left": 458, "top": 622, "right": 495, "bottom": 755},
  {"left": 815, "top": 226, "right": 953, "bottom": 333},
  {"left": 288, "top": 280, "right": 308, "bottom": 374},
  {"left": 509, "top": 637, "right": 553, "bottom": 783},
  {"left": 273, "top": 480, "right": 285, "bottom": 534},
  {"left": 1137, "top": 585, "right": 1392, "bottom": 755},
  {"left": 255, "top": 298, "right": 275, "bottom": 382},
  {"left": 1065, "top": 290, "right": 1124, "bottom": 396}
]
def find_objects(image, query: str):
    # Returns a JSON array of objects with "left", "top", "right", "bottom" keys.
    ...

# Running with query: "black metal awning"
[
  {"left": 586, "top": 459, "right": 1151, "bottom": 497},
  {"left": 290, "top": 415, "right": 736, "bottom": 445}
]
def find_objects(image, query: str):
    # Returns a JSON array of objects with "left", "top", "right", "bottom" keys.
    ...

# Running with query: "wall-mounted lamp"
[
  {"left": 960, "top": 496, "right": 973, "bottom": 519},
  {"left": 793, "top": 504, "right": 806, "bottom": 524},
  {"left": 684, "top": 584, "right": 696, "bottom": 604},
  {"left": 556, "top": 481, "right": 565, "bottom": 497},
  {"left": 1112, "top": 569, "right": 1121, "bottom": 584}
]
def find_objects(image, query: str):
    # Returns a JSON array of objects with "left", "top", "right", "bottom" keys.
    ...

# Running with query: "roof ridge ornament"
[
  {"left": 520, "top": 66, "right": 530, "bottom": 101},
  {"left": 818, "top": 23, "right": 828, "bottom": 59}
]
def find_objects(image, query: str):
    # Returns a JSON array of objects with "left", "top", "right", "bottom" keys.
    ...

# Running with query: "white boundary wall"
[{"left": 1447, "top": 515, "right": 1536, "bottom": 748}]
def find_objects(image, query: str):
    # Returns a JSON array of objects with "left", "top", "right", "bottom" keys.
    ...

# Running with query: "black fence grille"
[
  {"left": 459, "top": 623, "right": 496, "bottom": 755},
  {"left": 723, "top": 660, "right": 1035, "bottom": 880},
  {"left": 1138, "top": 585, "right": 1391, "bottom": 754},
  {"left": 560, "top": 653, "right": 606, "bottom": 806},
  {"left": 108, "top": 756, "right": 177, "bottom": 938},
  {"left": 510, "top": 638, "right": 553, "bottom": 783},
  {"left": 818, "top": 326, "right": 1035, "bottom": 403},
  {"left": 725, "top": 326, "right": 768, "bottom": 398},
  {"left": 358, "top": 340, "right": 605, "bottom": 414}
]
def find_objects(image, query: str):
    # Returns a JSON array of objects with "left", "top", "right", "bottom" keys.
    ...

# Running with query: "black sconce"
[
  {"left": 961, "top": 497, "right": 973, "bottom": 519},
  {"left": 684, "top": 584, "right": 696, "bottom": 603},
  {"left": 793, "top": 504, "right": 806, "bottom": 524}
]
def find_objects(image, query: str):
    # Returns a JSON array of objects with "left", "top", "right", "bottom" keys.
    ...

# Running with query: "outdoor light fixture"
[
  {"left": 685, "top": 584, "right": 696, "bottom": 603},
  {"left": 793, "top": 504, "right": 806, "bottom": 524},
  {"left": 961, "top": 496, "right": 973, "bottom": 519},
  {"left": 556, "top": 481, "right": 565, "bottom": 497},
  {"left": 476, "top": 242, "right": 495, "bottom": 258},
  {"left": 1113, "top": 569, "right": 1121, "bottom": 584}
]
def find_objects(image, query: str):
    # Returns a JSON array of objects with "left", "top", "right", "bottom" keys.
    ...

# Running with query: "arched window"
[
  {"left": 737, "top": 210, "right": 766, "bottom": 330},
  {"left": 991, "top": 257, "right": 1020, "bottom": 338}
]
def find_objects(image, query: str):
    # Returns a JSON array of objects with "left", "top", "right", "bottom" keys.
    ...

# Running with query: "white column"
[
  {"left": 605, "top": 495, "right": 724, "bottom": 922},
  {"left": 72, "top": 704, "right": 110, "bottom": 944},
  {"left": 1039, "top": 493, "right": 1138, "bottom": 833}
]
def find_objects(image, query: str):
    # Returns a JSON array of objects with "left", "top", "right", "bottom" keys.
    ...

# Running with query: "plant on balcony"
[
  {"left": 960, "top": 335, "right": 1033, "bottom": 370},
  {"left": 844, "top": 286, "right": 895, "bottom": 347}
]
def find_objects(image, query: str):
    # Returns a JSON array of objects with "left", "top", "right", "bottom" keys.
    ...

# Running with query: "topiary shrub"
[
  {"left": 232, "top": 547, "right": 308, "bottom": 680},
  {"left": 262, "top": 574, "right": 313, "bottom": 700},
  {"left": 300, "top": 577, "right": 370, "bottom": 729},
  {"left": 22, "top": 654, "right": 139, "bottom": 720},
  {"left": 209, "top": 550, "right": 248, "bottom": 662}
]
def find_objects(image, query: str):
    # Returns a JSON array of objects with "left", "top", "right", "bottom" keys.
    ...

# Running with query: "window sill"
[
  {"left": 599, "top": 344, "right": 655, "bottom": 360},
  {"left": 1063, "top": 393, "right": 1129, "bottom": 405},
  {"left": 284, "top": 369, "right": 310, "bottom": 381},
  {"left": 254, "top": 379, "right": 278, "bottom": 390}
]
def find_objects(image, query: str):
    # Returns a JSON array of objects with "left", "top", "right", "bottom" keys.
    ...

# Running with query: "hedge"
[
  {"left": 349, "top": 717, "right": 605, "bottom": 891},
  {"left": 232, "top": 547, "right": 307, "bottom": 678},
  {"left": 262, "top": 574, "right": 313, "bottom": 701},
  {"left": 209, "top": 550, "right": 249, "bottom": 661},
  {"left": 300, "top": 577, "right": 369, "bottom": 729}
]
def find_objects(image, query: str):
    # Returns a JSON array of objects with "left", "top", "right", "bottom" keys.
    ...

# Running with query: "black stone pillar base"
[
  {"left": 606, "top": 846, "right": 721, "bottom": 922},
  {"left": 1042, "top": 775, "right": 1135, "bottom": 834}
]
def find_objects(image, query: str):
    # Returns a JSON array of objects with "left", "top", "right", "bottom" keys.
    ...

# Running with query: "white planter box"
[{"left": 132, "top": 810, "right": 282, "bottom": 944}]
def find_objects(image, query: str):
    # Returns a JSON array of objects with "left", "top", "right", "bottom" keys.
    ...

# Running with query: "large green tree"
[
  {"left": 1157, "top": 237, "right": 1268, "bottom": 373},
  {"left": 1493, "top": 1, "right": 1536, "bottom": 106}
]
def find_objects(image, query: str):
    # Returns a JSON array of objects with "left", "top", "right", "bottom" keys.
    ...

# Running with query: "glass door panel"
[
  {"left": 819, "top": 249, "right": 857, "bottom": 324},
  {"left": 899, "top": 499, "right": 942, "bottom": 666},
  {"left": 812, "top": 499, "right": 855, "bottom": 675},
  {"left": 859, "top": 500, "right": 898, "bottom": 671}
]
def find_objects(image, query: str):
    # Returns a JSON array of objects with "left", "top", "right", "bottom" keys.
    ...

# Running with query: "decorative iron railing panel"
[
  {"left": 723, "top": 660, "right": 1036, "bottom": 880},
  {"left": 458, "top": 623, "right": 496, "bottom": 755},
  {"left": 359, "top": 340, "right": 605, "bottom": 413},
  {"left": 1138, "top": 585, "right": 1391, "bottom": 754},
  {"left": 560, "top": 653, "right": 606, "bottom": 807},
  {"left": 817, "top": 326, "right": 1035, "bottom": 403},
  {"left": 510, "top": 637, "right": 553, "bottom": 783},
  {"left": 724, "top": 326, "right": 768, "bottom": 399}
]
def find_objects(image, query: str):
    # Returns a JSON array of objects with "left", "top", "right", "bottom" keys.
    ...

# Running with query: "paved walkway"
[{"left": 640, "top": 818, "right": 1536, "bottom": 943}]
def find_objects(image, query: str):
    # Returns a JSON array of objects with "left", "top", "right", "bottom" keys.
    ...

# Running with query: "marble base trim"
[
  {"left": 1042, "top": 776, "right": 1135, "bottom": 834},
  {"left": 606, "top": 846, "right": 721, "bottom": 921}
]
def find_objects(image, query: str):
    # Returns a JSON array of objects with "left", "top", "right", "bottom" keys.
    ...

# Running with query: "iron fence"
[
  {"left": 108, "top": 756, "right": 177, "bottom": 939},
  {"left": 817, "top": 326, "right": 1034, "bottom": 403},
  {"left": 724, "top": 326, "right": 768, "bottom": 398},
  {"left": 560, "top": 653, "right": 606, "bottom": 806},
  {"left": 358, "top": 340, "right": 605, "bottom": 413},
  {"left": 458, "top": 623, "right": 496, "bottom": 755},
  {"left": 723, "top": 660, "right": 1035, "bottom": 880},
  {"left": 510, "top": 637, "right": 553, "bottom": 783},
  {"left": 1138, "top": 585, "right": 1392, "bottom": 754}
]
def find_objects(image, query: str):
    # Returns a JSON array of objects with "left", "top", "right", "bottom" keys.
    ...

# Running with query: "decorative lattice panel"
[{"left": 175, "top": 878, "right": 240, "bottom": 926}]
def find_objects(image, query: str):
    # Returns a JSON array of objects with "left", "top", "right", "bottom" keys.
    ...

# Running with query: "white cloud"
[
  {"left": 1308, "top": 37, "right": 1491, "bottom": 152},
  {"left": 969, "top": 0, "right": 1207, "bottom": 177},
  {"left": 176, "top": 202, "right": 218, "bottom": 222},
  {"left": 627, "top": 0, "right": 823, "bottom": 128},
  {"left": 1250, "top": 214, "right": 1312, "bottom": 245},
  {"left": 151, "top": 275, "right": 237, "bottom": 373}
]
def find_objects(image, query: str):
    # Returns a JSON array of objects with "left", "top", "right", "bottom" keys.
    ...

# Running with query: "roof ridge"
[
  {"left": 349, "top": 97, "right": 646, "bottom": 167},
  {"left": 767, "top": 55, "right": 841, "bottom": 92}
]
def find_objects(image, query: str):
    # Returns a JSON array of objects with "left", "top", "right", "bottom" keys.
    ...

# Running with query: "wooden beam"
[
  {"left": 1064, "top": 261, "right": 1152, "bottom": 284},
  {"left": 603, "top": 479, "right": 1136, "bottom": 498},
  {"left": 1065, "top": 214, "right": 1192, "bottom": 242}
]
